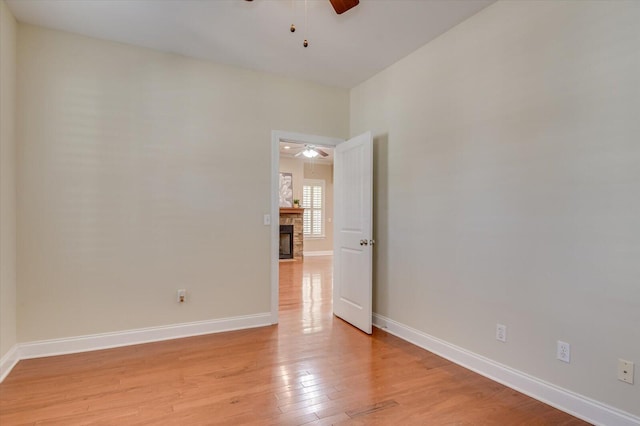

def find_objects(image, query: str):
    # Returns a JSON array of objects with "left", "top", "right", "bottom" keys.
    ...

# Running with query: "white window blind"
[{"left": 302, "top": 179, "right": 325, "bottom": 237}]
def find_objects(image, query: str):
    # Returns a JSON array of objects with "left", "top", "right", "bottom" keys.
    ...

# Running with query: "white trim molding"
[
  {"left": 302, "top": 250, "right": 333, "bottom": 257},
  {"left": 373, "top": 313, "right": 640, "bottom": 426},
  {"left": 0, "top": 344, "right": 20, "bottom": 382},
  {"left": 0, "top": 313, "right": 271, "bottom": 382}
]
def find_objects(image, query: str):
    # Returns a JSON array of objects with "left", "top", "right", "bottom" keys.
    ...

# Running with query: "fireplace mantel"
[{"left": 279, "top": 207, "right": 304, "bottom": 214}]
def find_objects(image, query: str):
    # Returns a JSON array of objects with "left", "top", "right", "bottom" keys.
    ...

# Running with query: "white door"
[{"left": 333, "top": 131, "right": 373, "bottom": 334}]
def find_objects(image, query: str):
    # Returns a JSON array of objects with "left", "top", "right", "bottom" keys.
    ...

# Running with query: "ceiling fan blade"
[
  {"left": 329, "top": 0, "right": 359, "bottom": 15},
  {"left": 315, "top": 148, "right": 329, "bottom": 157},
  {"left": 294, "top": 151, "right": 305, "bottom": 157}
]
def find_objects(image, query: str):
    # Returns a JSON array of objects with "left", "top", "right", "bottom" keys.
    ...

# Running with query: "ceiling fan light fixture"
[{"left": 303, "top": 149, "right": 319, "bottom": 158}]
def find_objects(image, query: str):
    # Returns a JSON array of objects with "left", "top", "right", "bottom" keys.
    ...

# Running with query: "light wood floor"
[{"left": 0, "top": 256, "right": 588, "bottom": 425}]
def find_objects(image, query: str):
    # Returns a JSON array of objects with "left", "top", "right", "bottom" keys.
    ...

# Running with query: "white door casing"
[{"left": 333, "top": 131, "right": 373, "bottom": 334}]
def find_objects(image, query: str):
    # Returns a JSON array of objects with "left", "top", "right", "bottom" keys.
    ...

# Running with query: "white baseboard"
[
  {"left": 373, "top": 313, "right": 640, "bottom": 426},
  {"left": 0, "top": 344, "right": 20, "bottom": 382},
  {"left": 0, "top": 313, "right": 271, "bottom": 382},
  {"left": 303, "top": 250, "right": 333, "bottom": 256}
]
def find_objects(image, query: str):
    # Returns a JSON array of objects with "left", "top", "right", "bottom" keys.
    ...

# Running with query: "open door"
[{"left": 333, "top": 131, "right": 373, "bottom": 334}]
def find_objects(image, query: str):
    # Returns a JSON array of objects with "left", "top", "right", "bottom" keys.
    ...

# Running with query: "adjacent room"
[{"left": 1, "top": 0, "right": 638, "bottom": 424}]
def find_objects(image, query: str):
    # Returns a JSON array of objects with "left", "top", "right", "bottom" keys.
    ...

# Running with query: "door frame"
[{"left": 270, "top": 130, "right": 344, "bottom": 324}]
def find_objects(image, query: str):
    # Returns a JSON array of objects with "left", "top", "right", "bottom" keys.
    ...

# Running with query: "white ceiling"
[{"left": 6, "top": 0, "right": 494, "bottom": 89}]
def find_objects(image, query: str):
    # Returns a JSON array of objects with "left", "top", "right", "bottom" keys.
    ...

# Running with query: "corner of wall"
[
  {"left": 0, "top": 0, "right": 18, "bottom": 361},
  {"left": 0, "top": 344, "right": 19, "bottom": 382}
]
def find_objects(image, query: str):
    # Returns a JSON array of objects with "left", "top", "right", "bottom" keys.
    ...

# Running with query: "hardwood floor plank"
[
  {"left": 345, "top": 399, "right": 399, "bottom": 418},
  {"left": 0, "top": 256, "right": 589, "bottom": 425}
]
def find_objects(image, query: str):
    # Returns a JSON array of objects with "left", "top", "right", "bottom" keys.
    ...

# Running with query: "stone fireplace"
[{"left": 279, "top": 208, "right": 303, "bottom": 260}]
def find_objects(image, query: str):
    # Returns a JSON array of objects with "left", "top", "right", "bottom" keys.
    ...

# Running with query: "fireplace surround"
[
  {"left": 279, "top": 208, "right": 303, "bottom": 260},
  {"left": 279, "top": 225, "right": 294, "bottom": 259}
]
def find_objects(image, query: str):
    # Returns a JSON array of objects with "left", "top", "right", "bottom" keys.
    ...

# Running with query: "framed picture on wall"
[{"left": 279, "top": 172, "right": 293, "bottom": 207}]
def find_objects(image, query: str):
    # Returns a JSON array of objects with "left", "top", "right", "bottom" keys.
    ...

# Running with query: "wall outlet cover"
[
  {"left": 496, "top": 324, "right": 507, "bottom": 343},
  {"left": 557, "top": 341, "right": 570, "bottom": 363},
  {"left": 618, "top": 359, "right": 634, "bottom": 384}
]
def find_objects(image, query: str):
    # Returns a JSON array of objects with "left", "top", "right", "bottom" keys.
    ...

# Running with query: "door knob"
[
  {"left": 369, "top": 240, "right": 375, "bottom": 246},
  {"left": 360, "top": 239, "right": 368, "bottom": 246}
]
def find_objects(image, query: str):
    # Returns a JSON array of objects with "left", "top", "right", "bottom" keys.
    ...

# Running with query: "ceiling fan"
[
  {"left": 327, "top": 0, "right": 360, "bottom": 15},
  {"left": 245, "top": 0, "right": 359, "bottom": 47},
  {"left": 293, "top": 144, "right": 329, "bottom": 159},
  {"left": 244, "top": 0, "right": 359, "bottom": 15}
]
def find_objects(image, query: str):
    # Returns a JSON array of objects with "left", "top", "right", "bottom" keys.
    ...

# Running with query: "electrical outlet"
[
  {"left": 177, "top": 289, "right": 186, "bottom": 303},
  {"left": 557, "top": 341, "right": 570, "bottom": 363},
  {"left": 618, "top": 359, "right": 634, "bottom": 384},
  {"left": 496, "top": 324, "right": 507, "bottom": 342}
]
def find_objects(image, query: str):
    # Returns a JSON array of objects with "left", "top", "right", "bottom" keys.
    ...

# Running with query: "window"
[{"left": 302, "top": 179, "right": 325, "bottom": 237}]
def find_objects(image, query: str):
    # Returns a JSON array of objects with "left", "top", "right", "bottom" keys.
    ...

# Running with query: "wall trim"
[
  {"left": 0, "top": 344, "right": 20, "bottom": 382},
  {"left": 303, "top": 250, "right": 333, "bottom": 257},
  {"left": 372, "top": 313, "right": 640, "bottom": 426},
  {"left": 0, "top": 313, "right": 272, "bottom": 382}
]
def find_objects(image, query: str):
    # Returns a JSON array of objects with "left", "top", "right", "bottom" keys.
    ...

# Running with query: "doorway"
[{"left": 270, "top": 131, "right": 344, "bottom": 325}]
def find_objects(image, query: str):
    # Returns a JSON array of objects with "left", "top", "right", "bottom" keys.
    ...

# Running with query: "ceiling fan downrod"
[{"left": 246, "top": 0, "right": 360, "bottom": 47}]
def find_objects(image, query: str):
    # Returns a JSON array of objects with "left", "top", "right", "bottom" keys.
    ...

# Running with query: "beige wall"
[
  {"left": 303, "top": 162, "right": 333, "bottom": 253},
  {"left": 351, "top": 0, "right": 640, "bottom": 416},
  {"left": 16, "top": 24, "right": 349, "bottom": 342},
  {"left": 0, "top": 0, "right": 17, "bottom": 359}
]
